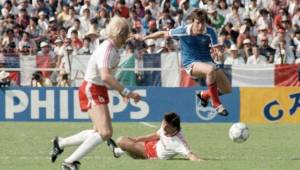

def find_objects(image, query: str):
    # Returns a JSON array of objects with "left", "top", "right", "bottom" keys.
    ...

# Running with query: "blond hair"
[{"left": 105, "top": 16, "right": 130, "bottom": 46}]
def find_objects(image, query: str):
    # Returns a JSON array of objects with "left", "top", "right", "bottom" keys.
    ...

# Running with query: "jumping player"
[
  {"left": 137, "top": 9, "right": 231, "bottom": 116},
  {"left": 113, "top": 112, "right": 202, "bottom": 161},
  {"left": 50, "top": 16, "right": 141, "bottom": 170}
]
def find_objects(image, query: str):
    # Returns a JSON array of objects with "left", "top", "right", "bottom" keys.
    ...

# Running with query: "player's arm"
[
  {"left": 143, "top": 31, "right": 169, "bottom": 41},
  {"left": 132, "top": 31, "right": 169, "bottom": 42},
  {"left": 100, "top": 67, "right": 140, "bottom": 102},
  {"left": 176, "top": 133, "right": 204, "bottom": 161},
  {"left": 209, "top": 28, "right": 221, "bottom": 58},
  {"left": 187, "top": 152, "right": 203, "bottom": 161},
  {"left": 129, "top": 133, "right": 159, "bottom": 143}
]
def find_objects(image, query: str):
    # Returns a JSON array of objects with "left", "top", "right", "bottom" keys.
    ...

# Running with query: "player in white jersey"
[
  {"left": 50, "top": 16, "right": 141, "bottom": 170},
  {"left": 114, "top": 112, "right": 202, "bottom": 161}
]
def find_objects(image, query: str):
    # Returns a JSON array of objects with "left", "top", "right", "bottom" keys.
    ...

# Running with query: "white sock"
[
  {"left": 64, "top": 132, "right": 103, "bottom": 163},
  {"left": 114, "top": 147, "right": 125, "bottom": 157},
  {"left": 59, "top": 130, "right": 94, "bottom": 149}
]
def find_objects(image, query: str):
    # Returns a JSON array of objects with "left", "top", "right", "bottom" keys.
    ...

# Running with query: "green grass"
[{"left": 0, "top": 122, "right": 300, "bottom": 170}]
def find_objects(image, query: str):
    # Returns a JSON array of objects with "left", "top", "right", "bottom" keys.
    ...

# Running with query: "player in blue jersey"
[{"left": 138, "top": 9, "right": 231, "bottom": 116}]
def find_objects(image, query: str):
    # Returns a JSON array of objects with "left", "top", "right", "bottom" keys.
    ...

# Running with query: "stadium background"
[{"left": 0, "top": 0, "right": 300, "bottom": 169}]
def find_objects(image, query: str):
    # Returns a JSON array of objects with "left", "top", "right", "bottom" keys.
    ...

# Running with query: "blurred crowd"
[{"left": 0, "top": 0, "right": 299, "bottom": 86}]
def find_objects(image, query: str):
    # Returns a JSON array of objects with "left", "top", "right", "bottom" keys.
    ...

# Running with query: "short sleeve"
[
  {"left": 96, "top": 42, "right": 113, "bottom": 69},
  {"left": 207, "top": 27, "right": 218, "bottom": 46},
  {"left": 169, "top": 25, "right": 190, "bottom": 38}
]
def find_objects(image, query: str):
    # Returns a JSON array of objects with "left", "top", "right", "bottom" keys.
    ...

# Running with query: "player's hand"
[
  {"left": 128, "top": 92, "right": 141, "bottom": 103},
  {"left": 122, "top": 96, "right": 129, "bottom": 103}
]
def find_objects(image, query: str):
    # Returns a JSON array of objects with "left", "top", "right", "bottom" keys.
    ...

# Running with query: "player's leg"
[
  {"left": 191, "top": 62, "right": 220, "bottom": 107},
  {"left": 116, "top": 136, "right": 147, "bottom": 159},
  {"left": 215, "top": 69, "right": 231, "bottom": 94},
  {"left": 196, "top": 69, "right": 231, "bottom": 104},
  {"left": 188, "top": 63, "right": 210, "bottom": 107},
  {"left": 107, "top": 138, "right": 124, "bottom": 158},
  {"left": 51, "top": 130, "right": 95, "bottom": 162},
  {"left": 191, "top": 62, "right": 228, "bottom": 116},
  {"left": 63, "top": 105, "right": 112, "bottom": 167},
  {"left": 59, "top": 130, "right": 95, "bottom": 148}
]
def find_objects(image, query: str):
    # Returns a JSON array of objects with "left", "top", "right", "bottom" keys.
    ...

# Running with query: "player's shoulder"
[
  {"left": 206, "top": 25, "right": 217, "bottom": 34},
  {"left": 175, "top": 130, "right": 185, "bottom": 139},
  {"left": 93, "top": 40, "right": 112, "bottom": 53},
  {"left": 170, "top": 25, "right": 190, "bottom": 35},
  {"left": 100, "top": 39, "right": 112, "bottom": 48},
  {"left": 175, "top": 25, "right": 189, "bottom": 31}
]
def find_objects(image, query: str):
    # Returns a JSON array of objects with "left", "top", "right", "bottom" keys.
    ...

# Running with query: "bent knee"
[
  {"left": 207, "top": 67, "right": 216, "bottom": 75},
  {"left": 116, "top": 136, "right": 125, "bottom": 144},
  {"left": 116, "top": 136, "right": 127, "bottom": 148},
  {"left": 99, "top": 130, "right": 112, "bottom": 140},
  {"left": 222, "top": 86, "right": 232, "bottom": 94}
]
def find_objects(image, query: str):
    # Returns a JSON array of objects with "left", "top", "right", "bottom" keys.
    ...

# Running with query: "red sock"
[
  {"left": 208, "top": 83, "right": 222, "bottom": 108},
  {"left": 201, "top": 90, "right": 210, "bottom": 100},
  {"left": 201, "top": 90, "right": 224, "bottom": 100}
]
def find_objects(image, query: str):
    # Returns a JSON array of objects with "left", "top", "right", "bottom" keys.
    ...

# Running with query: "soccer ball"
[{"left": 229, "top": 122, "right": 249, "bottom": 143}]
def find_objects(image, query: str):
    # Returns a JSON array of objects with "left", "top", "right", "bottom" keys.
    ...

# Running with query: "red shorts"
[
  {"left": 144, "top": 139, "right": 158, "bottom": 159},
  {"left": 79, "top": 81, "right": 109, "bottom": 112}
]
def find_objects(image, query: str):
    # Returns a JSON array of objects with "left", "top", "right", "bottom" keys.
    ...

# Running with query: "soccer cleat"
[
  {"left": 61, "top": 161, "right": 81, "bottom": 170},
  {"left": 51, "top": 136, "right": 64, "bottom": 163},
  {"left": 107, "top": 138, "right": 123, "bottom": 158},
  {"left": 215, "top": 105, "right": 229, "bottom": 116},
  {"left": 196, "top": 91, "right": 209, "bottom": 107}
]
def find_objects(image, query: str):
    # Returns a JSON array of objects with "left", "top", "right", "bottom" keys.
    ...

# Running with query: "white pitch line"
[
  {"left": 139, "top": 122, "right": 157, "bottom": 128},
  {"left": 0, "top": 156, "right": 116, "bottom": 160}
]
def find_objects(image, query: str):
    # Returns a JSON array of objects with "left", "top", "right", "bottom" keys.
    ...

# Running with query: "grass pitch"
[{"left": 0, "top": 122, "right": 300, "bottom": 170}]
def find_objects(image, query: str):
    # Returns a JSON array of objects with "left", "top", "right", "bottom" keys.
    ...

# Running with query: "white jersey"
[
  {"left": 84, "top": 40, "right": 120, "bottom": 85},
  {"left": 155, "top": 127, "right": 191, "bottom": 160}
]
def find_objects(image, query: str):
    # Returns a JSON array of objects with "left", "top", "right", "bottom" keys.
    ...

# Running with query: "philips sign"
[
  {"left": 0, "top": 87, "right": 239, "bottom": 122},
  {"left": 0, "top": 88, "right": 149, "bottom": 121}
]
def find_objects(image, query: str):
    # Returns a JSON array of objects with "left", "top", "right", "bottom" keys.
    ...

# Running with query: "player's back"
[
  {"left": 156, "top": 128, "right": 191, "bottom": 160},
  {"left": 169, "top": 25, "right": 217, "bottom": 67},
  {"left": 84, "top": 39, "right": 119, "bottom": 85}
]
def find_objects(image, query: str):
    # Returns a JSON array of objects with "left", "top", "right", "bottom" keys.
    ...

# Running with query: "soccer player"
[
  {"left": 137, "top": 9, "right": 231, "bottom": 116},
  {"left": 50, "top": 16, "right": 141, "bottom": 170},
  {"left": 113, "top": 112, "right": 202, "bottom": 161}
]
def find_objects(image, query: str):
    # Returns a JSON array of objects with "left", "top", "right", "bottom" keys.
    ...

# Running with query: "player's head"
[
  {"left": 106, "top": 16, "right": 130, "bottom": 47},
  {"left": 191, "top": 9, "right": 207, "bottom": 23},
  {"left": 163, "top": 112, "right": 181, "bottom": 136},
  {"left": 190, "top": 9, "right": 207, "bottom": 34}
]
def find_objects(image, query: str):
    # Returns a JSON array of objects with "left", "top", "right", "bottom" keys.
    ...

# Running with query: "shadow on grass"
[
  {"left": 291, "top": 158, "right": 300, "bottom": 160},
  {"left": 203, "top": 157, "right": 226, "bottom": 161},
  {"left": 170, "top": 157, "right": 226, "bottom": 161},
  {"left": 169, "top": 158, "right": 189, "bottom": 161}
]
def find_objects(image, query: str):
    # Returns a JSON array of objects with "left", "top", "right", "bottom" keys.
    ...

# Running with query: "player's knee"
[
  {"left": 223, "top": 86, "right": 232, "bottom": 94},
  {"left": 116, "top": 136, "right": 126, "bottom": 148},
  {"left": 207, "top": 67, "right": 216, "bottom": 77},
  {"left": 99, "top": 130, "right": 112, "bottom": 140}
]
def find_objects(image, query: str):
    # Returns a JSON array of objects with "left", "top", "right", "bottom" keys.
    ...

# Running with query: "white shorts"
[{"left": 184, "top": 61, "right": 216, "bottom": 79}]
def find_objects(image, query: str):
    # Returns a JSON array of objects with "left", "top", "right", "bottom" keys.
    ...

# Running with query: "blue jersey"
[{"left": 169, "top": 24, "right": 218, "bottom": 67}]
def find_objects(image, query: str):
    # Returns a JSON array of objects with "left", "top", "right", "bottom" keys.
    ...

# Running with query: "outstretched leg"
[
  {"left": 51, "top": 129, "right": 94, "bottom": 163},
  {"left": 63, "top": 105, "right": 112, "bottom": 164},
  {"left": 59, "top": 129, "right": 95, "bottom": 149}
]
